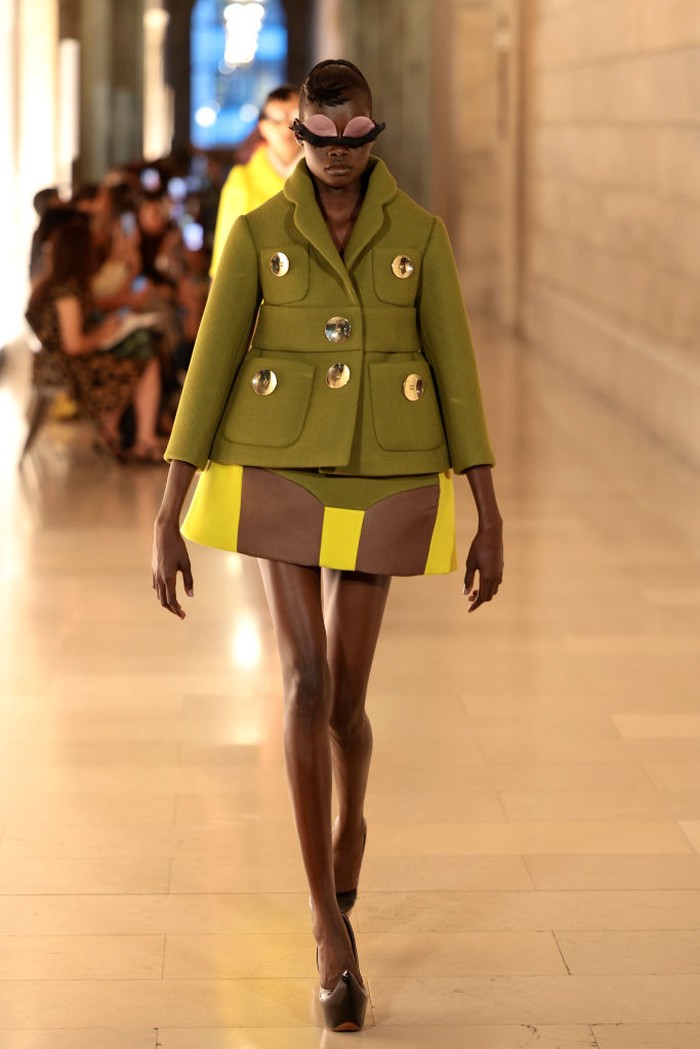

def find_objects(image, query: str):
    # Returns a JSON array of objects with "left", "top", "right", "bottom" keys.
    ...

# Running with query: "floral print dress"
[{"left": 26, "top": 278, "right": 151, "bottom": 420}]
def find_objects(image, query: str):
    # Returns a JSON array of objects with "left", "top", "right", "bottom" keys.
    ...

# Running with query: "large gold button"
[
  {"left": 326, "top": 363, "right": 351, "bottom": 389},
  {"left": 325, "top": 316, "right": 352, "bottom": 343},
  {"left": 402, "top": 373, "right": 424, "bottom": 401},
  {"left": 269, "top": 252, "right": 290, "bottom": 276},
  {"left": 391, "top": 254, "right": 414, "bottom": 279},
  {"left": 250, "top": 369, "right": 278, "bottom": 396}
]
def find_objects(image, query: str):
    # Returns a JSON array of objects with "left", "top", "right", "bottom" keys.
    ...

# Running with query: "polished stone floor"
[{"left": 1, "top": 325, "right": 700, "bottom": 1048}]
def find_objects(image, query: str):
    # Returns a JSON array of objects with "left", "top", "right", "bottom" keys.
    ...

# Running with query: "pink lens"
[
  {"left": 303, "top": 114, "right": 339, "bottom": 136},
  {"left": 342, "top": 117, "right": 375, "bottom": 138}
]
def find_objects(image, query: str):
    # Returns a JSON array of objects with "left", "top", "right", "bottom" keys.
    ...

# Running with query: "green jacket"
[{"left": 166, "top": 156, "right": 494, "bottom": 475}]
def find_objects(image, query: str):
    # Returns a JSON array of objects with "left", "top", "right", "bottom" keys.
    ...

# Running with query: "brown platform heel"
[{"left": 318, "top": 914, "right": 368, "bottom": 1032}]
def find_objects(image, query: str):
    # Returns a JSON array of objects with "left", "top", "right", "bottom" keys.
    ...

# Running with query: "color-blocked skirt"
[{"left": 181, "top": 464, "right": 457, "bottom": 576}]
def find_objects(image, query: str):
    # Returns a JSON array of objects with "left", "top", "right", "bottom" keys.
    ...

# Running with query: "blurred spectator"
[
  {"left": 138, "top": 190, "right": 184, "bottom": 288},
  {"left": 25, "top": 213, "right": 164, "bottom": 464},
  {"left": 28, "top": 187, "right": 61, "bottom": 282},
  {"left": 173, "top": 244, "right": 211, "bottom": 383},
  {"left": 90, "top": 183, "right": 143, "bottom": 305},
  {"left": 210, "top": 84, "right": 301, "bottom": 277},
  {"left": 30, "top": 204, "right": 77, "bottom": 289}
]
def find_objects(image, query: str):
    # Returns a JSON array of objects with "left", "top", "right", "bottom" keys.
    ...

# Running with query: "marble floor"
[{"left": 1, "top": 325, "right": 700, "bottom": 1049}]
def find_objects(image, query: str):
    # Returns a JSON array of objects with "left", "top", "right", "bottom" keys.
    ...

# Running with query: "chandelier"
[{"left": 223, "top": 0, "right": 267, "bottom": 69}]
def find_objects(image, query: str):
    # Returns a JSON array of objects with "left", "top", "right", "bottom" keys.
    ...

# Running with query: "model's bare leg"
[
  {"left": 257, "top": 559, "right": 358, "bottom": 990},
  {"left": 324, "top": 569, "right": 391, "bottom": 897}
]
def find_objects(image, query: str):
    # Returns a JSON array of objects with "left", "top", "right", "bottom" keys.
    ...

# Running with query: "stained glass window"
[{"left": 191, "top": 0, "right": 288, "bottom": 148}]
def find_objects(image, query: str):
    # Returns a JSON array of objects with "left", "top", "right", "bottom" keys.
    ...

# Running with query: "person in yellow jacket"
[
  {"left": 153, "top": 60, "right": 503, "bottom": 1033},
  {"left": 209, "top": 84, "right": 302, "bottom": 277}
]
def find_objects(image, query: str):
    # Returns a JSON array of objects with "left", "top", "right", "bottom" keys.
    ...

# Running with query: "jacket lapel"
[
  {"left": 285, "top": 161, "right": 355, "bottom": 297},
  {"left": 343, "top": 158, "right": 397, "bottom": 272},
  {"left": 284, "top": 158, "right": 399, "bottom": 298}
]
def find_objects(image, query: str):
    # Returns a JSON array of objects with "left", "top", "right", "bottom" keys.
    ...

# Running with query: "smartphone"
[
  {"left": 182, "top": 222, "right": 204, "bottom": 252},
  {"left": 140, "top": 167, "right": 160, "bottom": 192},
  {"left": 120, "top": 212, "right": 137, "bottom": 237}
]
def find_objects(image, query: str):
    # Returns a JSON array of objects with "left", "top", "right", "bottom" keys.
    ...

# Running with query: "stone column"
[
  {"left": 78, "top": 0, "right": 112, "bottom": 181},
  {"left": 78, "top": 0, "right": 145, "bottom": 182}
]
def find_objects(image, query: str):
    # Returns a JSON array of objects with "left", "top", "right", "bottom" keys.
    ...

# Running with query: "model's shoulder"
[
  {"left": 381, "top": 186, "right": 437, "bottom": 246},
  {"left": 242, "top": 189, "right": 290, "bottom": 231},
  {"left": 393, "top": 188, "right": 436, "bottom": 222}
]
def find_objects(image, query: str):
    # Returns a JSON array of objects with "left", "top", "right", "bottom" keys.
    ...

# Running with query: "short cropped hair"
[
  {"left": 300, "top": 60, "right": 372, "bottom": 115},
  {"left": 261, "top": 83, "right": 299, "bottom": 113}
]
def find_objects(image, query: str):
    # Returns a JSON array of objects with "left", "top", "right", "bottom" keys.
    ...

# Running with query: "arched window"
[{"left": 191, "top": 0, "right": 288, "bottom": 149}]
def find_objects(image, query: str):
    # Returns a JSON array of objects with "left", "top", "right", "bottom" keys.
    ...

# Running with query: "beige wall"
[
  {"left": 520, "top": 0, "right": 700, "bottom": 466},
  {"left": 448, "top": 0, "right": 522, "bottom": 319}
]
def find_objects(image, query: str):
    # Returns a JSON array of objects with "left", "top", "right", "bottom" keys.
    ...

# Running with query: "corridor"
[{"left": 1, "top": 324, "right": 699, "bottom": 1047}]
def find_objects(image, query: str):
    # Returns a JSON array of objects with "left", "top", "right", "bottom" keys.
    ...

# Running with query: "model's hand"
[
  {"left": 152, "top": 521, "right": 193, "bottom": 619},
  {"left": 463, "top": 525, "right": 503, "bottom": 612}
]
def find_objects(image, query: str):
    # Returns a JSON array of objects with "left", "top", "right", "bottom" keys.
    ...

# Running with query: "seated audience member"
[
  {"left": 29, "top": 205, "right": 76, "bottom": 289},
  {"left": 25, "top": 213, "right": 164, "bottom": 464},
  {"left": 174, "top": 244, "right": 211, "bottom": 381},
  {"left": 29, "top": 187, "right": 62, "bottom": 283},
  {"left": 88, "top": 184, "right": 182, "bottom": 391},
  {"left": 137, "top": 191, "right": 184, "bottom": 289}
]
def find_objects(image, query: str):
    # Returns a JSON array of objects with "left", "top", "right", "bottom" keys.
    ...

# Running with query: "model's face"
[
  {"left": 259, "top": 95, "right": 302, "bottom": 167},
  {"left": 298, "top": 91, "right": 374, "bottom": 190}
]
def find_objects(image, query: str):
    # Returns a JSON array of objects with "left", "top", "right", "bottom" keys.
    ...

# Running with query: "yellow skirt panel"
[{"left": 182, "top": 463, "right": 457, "bottom": 576}]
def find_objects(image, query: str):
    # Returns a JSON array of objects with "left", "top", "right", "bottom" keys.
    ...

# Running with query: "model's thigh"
[
  {"left": 323, "top": 570, "right": 391, "bottom": 706},
  {"left": 257, "top": 559, "right": 327, "bottom": 678}
]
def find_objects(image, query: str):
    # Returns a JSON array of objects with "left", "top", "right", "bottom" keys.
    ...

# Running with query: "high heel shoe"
[
  {"left": 335, "top": 821, "right": 367, "bottom": 914},
  {"left": 318, "top": 914, "right": 368, "bottom": 1032}
]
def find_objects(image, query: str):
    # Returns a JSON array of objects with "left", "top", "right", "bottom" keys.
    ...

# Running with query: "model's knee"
[
  {"left": 283, "top": 658, "right": 331, "bottom": 727},
  {"left": 329, "top": 699, "right": 369, "bottom": 743}
]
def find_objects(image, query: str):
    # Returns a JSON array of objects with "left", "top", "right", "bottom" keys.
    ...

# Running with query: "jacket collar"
[{"left": 284, "top": 156, "right": 398, "bottom": 296}]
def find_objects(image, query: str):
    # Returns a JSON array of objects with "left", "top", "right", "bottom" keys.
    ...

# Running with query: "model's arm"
[
  {"left": 55, "top": 296, "right": 122, "bottom": 355},
  {"left": 165, "top": 214, "right": 262, "bottom": 470},
  {"left": 152, "top": 459, "right": 198, "bottom": 619},
  {"left": 463, "top": 464, "right": 503, "bottom": 612}
]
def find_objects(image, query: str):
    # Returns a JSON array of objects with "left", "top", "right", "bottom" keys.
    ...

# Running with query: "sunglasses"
[{"left": 291, "top": 115, "right": 386, "bottom": 149}]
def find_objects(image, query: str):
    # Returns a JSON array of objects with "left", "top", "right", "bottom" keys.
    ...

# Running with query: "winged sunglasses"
[{"left": 291, "top": 114, "right": 386, "bottom": 149}]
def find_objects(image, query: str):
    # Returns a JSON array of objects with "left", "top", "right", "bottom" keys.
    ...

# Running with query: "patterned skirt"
[{"left": 181, "top": 464, "right": 457, "bottom": 576}]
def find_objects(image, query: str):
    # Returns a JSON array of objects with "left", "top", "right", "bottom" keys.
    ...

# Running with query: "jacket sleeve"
[
  {"left": 418, "top": 217, "right": 495, "bottom": 472},
  {"left": 165, "top": 215, "right": 262, "bottom": 470}
]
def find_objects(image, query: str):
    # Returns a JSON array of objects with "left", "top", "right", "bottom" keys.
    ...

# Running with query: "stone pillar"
[
  {"left": 111, "top": 0, "right": 145, "bottom": 167},
  {"left": 339, "top": 0, "right": 434, "bottom": 207},
  {"left": 78, "top": 0, "right": 112, "bottom": 181},
  {"left": 77, "top": 0, "right": 145, "bottom": 182},
  {"left": 164, "top": 0, "right": 192, "bottom": 154}
]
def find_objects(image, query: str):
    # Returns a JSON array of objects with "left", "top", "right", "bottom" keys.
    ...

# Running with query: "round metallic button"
[
  {"left": 391, "top": 254, "right": 414, "bottom": 279},
  {"left": 269, "top": 251, "right": 290, "bottom": 276},
  {"left": 326, "top": 363, "right": 351, "bottom": 389},
  {"left": 250, "top": 369, "right": 278, "bottom": 396},
  {"left": 325, "top": 316, "right": 352, "bottom": 343},
  {"left": 402, "top": 373, "right": 424, "bottom": 401}
]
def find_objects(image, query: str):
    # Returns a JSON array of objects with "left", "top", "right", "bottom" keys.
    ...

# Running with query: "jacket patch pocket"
[
  {"left": 372, "top": 249, "right": 421, "bottom": 306},
  {"left": 369, "top": 359, "right": 445, "bottom": 452},
  {"left": 259, "top": 245, "right": 309, "bottom": 304},
  {"left": 223, "top": 355, "right": 315, "bottom": 448}
]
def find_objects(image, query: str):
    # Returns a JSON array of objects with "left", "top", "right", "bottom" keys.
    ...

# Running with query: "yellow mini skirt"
[{"left": 182, "top": 464, "right": 457, "bottom": 576}]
